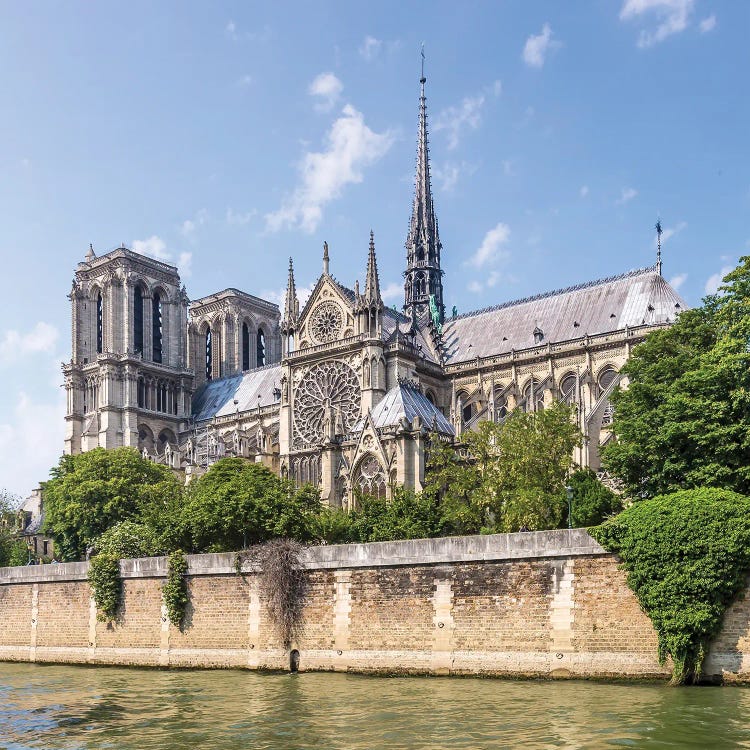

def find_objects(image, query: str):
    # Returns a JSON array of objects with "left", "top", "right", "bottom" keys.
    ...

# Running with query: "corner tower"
[{"left": 404, "top": 62, "right": 445, "bottom": 326}]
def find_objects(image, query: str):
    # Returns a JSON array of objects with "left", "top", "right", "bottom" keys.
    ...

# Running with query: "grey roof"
[
  {"left": 381, "top": 307, "right": 441, "bottom": 364},
  {"left": 442, "top": 267, "right": 686, "bottom": 363},
  {"left": 355, "top": 383, "right": 454, "bottom": 435},
  {"left": 192, "top": 364, "right": 281, "bottom": 421}
]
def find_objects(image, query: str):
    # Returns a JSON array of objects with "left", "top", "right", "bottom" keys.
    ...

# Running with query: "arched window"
[
  {"left": 133, "top": 286, "right": 144, "bottom": 354},
  {"left": 523, "top": 380, "right": 545, "bottom": 412},
  {"left": 152, "top": 292, "right": 162, "bottom": 363},
  {"left": 257, "top": 329, "right": 266, "bottom": 367},
  {"left": 137, "top": 376, "right": 146, "bottom": 408},
  {"left": 560, "top": 373, "right": 577, "bottom": 405},
  {"left": 457, "top": 390, "right": 473, "bottom": 423},
  {"left": 425, "top": 390, "right": 436, "bottom": 405},
  {"left": 96, "top": 293, "right": 103, "bottom": 354},
  {"left": 242, "top": 322, "right": 250, "bottom": 371},
  {"left": 493, "top": 390, "right": 508, "bottom": 421},
  {"left": 205, "top": 328, "right": 212, "bottom": 380},
  {"left": 597, "top": 367, "right": 618, "bottom": 397}
]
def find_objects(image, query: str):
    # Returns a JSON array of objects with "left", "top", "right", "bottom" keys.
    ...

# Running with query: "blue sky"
[{"left": 0, "top": 0, "right": 747, "bottom": 497}]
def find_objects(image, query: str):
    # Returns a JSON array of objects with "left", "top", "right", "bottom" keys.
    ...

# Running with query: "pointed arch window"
[
  {"left": 205, "top": 328, "right": 213, "bottom": 380},
  {"left": 560, "top": 373, "right": 578, "bottom": 405},
  {"left": 134, "top": 286, "right": 144, "bottom": 354},
  {"left": 96, "top": 293, "right": 103, "bottom": 354},
  {"left": 242, "top": 322, "right": 250, "bottom": 371},
  {"left": 257, "top": 329, "right": 266, "bottom": 367},
  {"left": 152, "top": 292, "right": 162, "bottom": 363}
]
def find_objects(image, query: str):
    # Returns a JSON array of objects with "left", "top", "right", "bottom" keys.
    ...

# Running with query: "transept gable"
[{"left": 297, "top": 275, "right": 356, "bottom": 350}]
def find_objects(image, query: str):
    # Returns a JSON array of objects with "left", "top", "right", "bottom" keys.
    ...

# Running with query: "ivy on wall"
[
  {"left": 87, "top": 553, "right": 121, "bottom": 622},
  {"left": 590, "top": 488, "right": 750, "bottom": 685},
  {"left": 163, "top": 550, "right": 189, "bottom": 628}
]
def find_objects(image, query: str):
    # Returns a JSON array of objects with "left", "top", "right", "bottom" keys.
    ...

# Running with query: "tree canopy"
[
  {"left": 603, "top": 257, "right": 750, "bottom": 498},
  {"left": 42, "top": 448, "right": 182, "bottom": 561}
]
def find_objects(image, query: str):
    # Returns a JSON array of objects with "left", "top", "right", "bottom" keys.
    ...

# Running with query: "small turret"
[
  {"left": 363, "top": 230, "right": 383, "bottom": 308},
  {"left": 281, "top": 257, "right": 299, "bottom": 355},
  {"left": 85, "top": 243, "right": 96, "bottom": 262}
]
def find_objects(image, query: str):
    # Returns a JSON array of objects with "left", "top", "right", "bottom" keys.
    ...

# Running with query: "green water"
[{"left": 1, "top": 663, "right": 749, "bottom": 749}]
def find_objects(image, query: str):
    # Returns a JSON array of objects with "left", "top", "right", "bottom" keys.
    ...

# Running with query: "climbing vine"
[
  {"left": 256, "top": 539, "right": 306, "bottom": 646},
  {"left": 590, "top": 488, "right": 750, "bottom": 685},
  {"left": 88, "top": 553, "right": 121, "bottom": 622},
  {"left": 163, "top": 550, "right": 189, "bottom": 628}
]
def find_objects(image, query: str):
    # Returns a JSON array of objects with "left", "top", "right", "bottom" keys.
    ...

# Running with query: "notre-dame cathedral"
[{"left": 62, "top": 73, "right": 685, "bottom": 509}]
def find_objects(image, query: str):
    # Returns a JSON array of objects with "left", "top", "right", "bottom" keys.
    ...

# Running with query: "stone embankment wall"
[{"left": 0, "top": 529, "right": 748, "bottom": 681}]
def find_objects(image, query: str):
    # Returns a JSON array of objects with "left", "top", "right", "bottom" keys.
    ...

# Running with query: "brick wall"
[{"left": 0, "top": 530, "right": 748, "bottom": 682}]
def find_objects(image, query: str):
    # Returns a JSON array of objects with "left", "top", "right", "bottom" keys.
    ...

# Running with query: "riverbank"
[{"left": 1, "top": 529, "right": 748, "bottom": 682}]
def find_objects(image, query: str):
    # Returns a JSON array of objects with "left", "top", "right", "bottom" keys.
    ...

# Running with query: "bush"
[
  {"left": 590, "top": 488, "right": 750, "bottom": 684},
  {"left": 566, "top": 468, "right": 622, "bottom": 528},
  {"left": 94, "top": 521, "right": 161, "bottom": 559},
  {"left": 88, "top": 553, "right": 121, "bottom": 622}
]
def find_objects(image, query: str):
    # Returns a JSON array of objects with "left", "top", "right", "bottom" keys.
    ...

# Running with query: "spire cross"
[{"left": 421, "top": 43, "right": 425, "bottom": 82}]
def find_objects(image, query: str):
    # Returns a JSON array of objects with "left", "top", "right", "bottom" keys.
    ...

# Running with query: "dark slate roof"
[
  {"left": 381, "top": 307, "right": 441, "bottom": 364},
  {"left": 442, "top": 267, "right": 686, "bottom": 363},
  {"left": 354, "top": 383, "right": 454, "bottom": 435},
  {"left": 192, "top": 364, "right": 281, "bottom": 421}
]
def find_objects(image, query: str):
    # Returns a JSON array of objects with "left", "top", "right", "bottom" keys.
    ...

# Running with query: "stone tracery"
[{"left": 310, "top": 301, "right": 344, "bottom": 344}]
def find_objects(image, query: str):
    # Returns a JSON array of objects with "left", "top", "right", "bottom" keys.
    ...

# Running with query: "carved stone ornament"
[
  {"left": 309, "top": 301, "right": 344, "bottom": 344},
  {"left": 293, "top": 360, "right": 361, "bottom": 445}
]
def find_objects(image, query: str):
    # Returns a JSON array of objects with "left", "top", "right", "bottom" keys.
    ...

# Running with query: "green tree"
[
  {"left": 42, "top": 448, "right": 182, "bottom": 561},
  {"left": 180, "top": 458, "right": 321, "bottom": 552},
  {"left": 0, "top": 489, "right": 27, "bottom": 567},
  {"left": 604, "top": 257, "right": 750, "bottom": 498},
  {"left": 590, "top": 488, "right": 750, "bottom": 685},
  {"left": 347, "top": 487, "right": 443, "bottom": 542},
  {"left": 566, "top": 468, "right": 622, "bottom": 527},
  {"left": 94, "top": 520, "right": 161, "bottom": 559}
]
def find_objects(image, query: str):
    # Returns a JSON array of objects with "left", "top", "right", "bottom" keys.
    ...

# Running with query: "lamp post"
[{"left": 565, "top": 485, "right": 573, "bottom": 529}]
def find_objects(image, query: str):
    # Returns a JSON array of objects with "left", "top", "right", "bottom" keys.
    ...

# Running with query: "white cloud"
[
  {"left": 491, "top": 80, "right": 502, "bottom": 97},
  {"left": 359, "top": 36, "right": 382, "bottom": 61},
  {"left": 0, "top": 389, "right": 66, "bottom": 497},
  {"left": 262, "top": 283, "right": 316, "bottom": 309},
  {"left": 434, "top": 94, "right": 485, "bottom": 150},
  {"left": 225, "top": 20, "right": 237, "bottom": 40},
  {"left": 616, "top": 187, "right": 638, "bottom": 204},
  {"left": 380, "top": 282, "right": 402, "bottom": 303},
  {"left": 580, "top": 185, "right": 589, "bottom": 197},
  {"left": 669, "top": 273, "right": 687, "bottom": 290},
  {"left": 523, "top": 23, "right": 556, "bottom": 68},
  {"left": 132, "top": 235, "right": 192, "bottom": 279},
  {"left": 432, "top": 160, "right": 477, "bottom": 191},
  {"left": 237, "top": 74, "right": 253, "bottom": 87},
  {"left": 0, "top": 322, "right": 59, "bottom": 366},
  {"left": 308, "top": 72, "right": 344, "bottom": 112},
  {"left": 467, "top": 280, "right": 483, "bottom": 294},
  {"left": 705, "top": 264, "right": 733, "bottom": 295},
  {"left": 226, "top": 207, "right": 256, "bottom": 226},
  {"left": 467, "top": 222, "right": 511, "bottom": 268},
  {"left": 266, "top": 104, "right": 394, "bottom": 233},
  {"left": 180, "top": 209, "right": 208, "bottom": 238},
  {"left": 699, "top": 15, "right": 716, "bottom": 33},
  {"left": 620, "top": 0, "right": 694, "bottom": 47}
]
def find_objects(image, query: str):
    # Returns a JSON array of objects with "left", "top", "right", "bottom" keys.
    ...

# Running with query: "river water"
[{"left": 1, "top": 663, "right": 750, "bottom": 749}]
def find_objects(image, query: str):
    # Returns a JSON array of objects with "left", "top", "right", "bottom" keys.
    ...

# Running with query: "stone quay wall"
[{"left": 1, "top": 529, "right": 749, "bottom": 682}]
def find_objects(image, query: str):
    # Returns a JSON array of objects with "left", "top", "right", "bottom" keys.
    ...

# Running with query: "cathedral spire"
[
  {"left": 282, "top": 257, "right": 299, "bottom": 330},
  {"left": 364, "top": 230, "right": 382, "bottom": 307},
  {"left": 404, "top": 52, "right": 444, "bottom": 327}
]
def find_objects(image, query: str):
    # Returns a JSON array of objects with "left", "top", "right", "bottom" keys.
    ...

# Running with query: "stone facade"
[
  {"left": 0, "top": 530, "right": 748, "bottom": 682},
  {"left": 61, "top": 73, "right": 685, "bottom": 506}
]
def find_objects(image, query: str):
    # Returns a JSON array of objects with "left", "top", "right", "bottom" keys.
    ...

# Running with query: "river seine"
[{"left": 1, "top": 663, "right": 749, "bottom": 749}]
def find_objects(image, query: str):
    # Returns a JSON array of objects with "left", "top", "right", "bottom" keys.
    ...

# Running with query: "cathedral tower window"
[
  {"left": 560, "top": 373, "right": 577, "bottom": 405},
  {"left": 152, "top": 292, "right": 163, "bottom": 363},
  {"left": 242, "top": 322, "right": 250, "bottom": 371},
  {"left": 134, "top": 286, "right": 144, "bottom": 354},
  {"left": 257, "top": 329, "right": 266, "bottom": 367},
  {"left": 205, "top": 328, "right": 212, "bottom": 380},
  {"left": 96, "top": 293, "right": 103, "bottom": 354}
]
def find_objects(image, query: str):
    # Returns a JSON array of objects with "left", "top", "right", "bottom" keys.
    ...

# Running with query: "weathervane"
[{"left": 655, "top": 218, "right": 663, "bottom": 276}]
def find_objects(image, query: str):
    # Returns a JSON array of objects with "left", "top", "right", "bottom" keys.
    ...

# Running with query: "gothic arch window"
[
  {"left": 257, "top": 328, "right": 266, "bottom": 367},
  {"left": 242, "top": 322, "right": 250, "bottom": 371},
  {"left": 355, "top": 453, "right": 387, "bottom": 501},
  {"left": 560, "top": 373, "right": 577, "bottom": 405},
  {"left": 523, "top": 379, "right": 545, "bottom": 412},
  {"left": 493, "top": 389, "right": 508, "bottom": 421},
  {"left": 134, "top": 286, "right": 145, "bottom": 354},
  {"left": 457, "top": 390, "right": 474, "bottom": 423},
  {"left": 96, "top": 293, "right": 103, "bottom": 354},
  {"left": 137, "top": 376, "right": 146, "bottom": 408},
  {"left": 425, "top": 390, "right": 436, "bottom": 405},
  {"left": 138, "top": 424, "right": 155, "bottom": 452},
  {"left": 597, "top": 367, "right": 618, "bottom": 397},
  {"left": 416, "top": 273, "right": 426, "bottom": 297},
  {"left": 205, "top": 327, "right": 213, "bottom": 380},
  {"left": 152, "top": 292, "right": 163, "bottom": 363}
]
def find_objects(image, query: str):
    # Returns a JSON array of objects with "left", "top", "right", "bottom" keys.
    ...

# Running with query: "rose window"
[
  {"left": 293, "top": 361, "right": 361, "bottom": 445},
  {"left": 355, "top": 453, "right": 387, "bottom": 500},
  {"left": 310, "top": 301, "right": 344, "bottom": 344}
]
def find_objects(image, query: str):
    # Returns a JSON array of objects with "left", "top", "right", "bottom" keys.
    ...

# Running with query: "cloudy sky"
[{"left": 0, "top": 0, "right": 747, "bottom": 497}]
